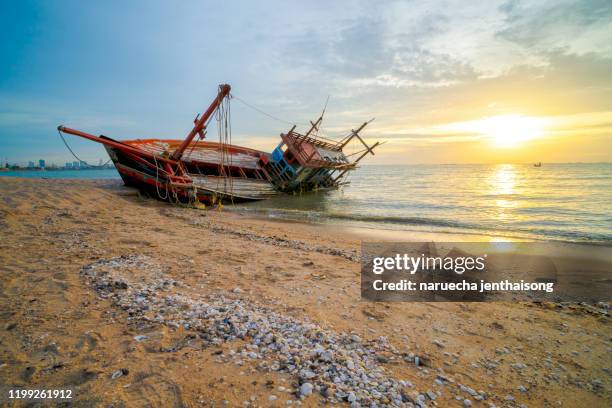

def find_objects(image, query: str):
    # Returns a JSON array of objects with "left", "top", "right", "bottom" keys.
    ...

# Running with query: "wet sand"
[{"left": 0, "top": 177, "right": 609, "bottom": 407}]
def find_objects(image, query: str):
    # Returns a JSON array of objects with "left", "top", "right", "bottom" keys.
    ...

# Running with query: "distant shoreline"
[
  {"left": 0, "top": 169, "right": 120, "bottom": 180},
  {"left": 3, "top": 161, "right": 612, "bottom": 171},
  {"left": 0, "top": 166, "right": 114, "bottom": 171}
]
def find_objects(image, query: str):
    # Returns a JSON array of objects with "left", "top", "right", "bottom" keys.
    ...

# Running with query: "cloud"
[
  {"left": 1, "top": 1, "right": 611, "bottom": 164},
  {"left": 497, "top": 0, "right": 612, "bottom": 56}
]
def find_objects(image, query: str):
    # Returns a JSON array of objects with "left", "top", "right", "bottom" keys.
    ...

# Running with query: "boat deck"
[
  {"left": 125, "top": 140, "right": 265, "bottom": 169},
  {"left": 190, "top": 175, "right": 279, "bottom": 201}
]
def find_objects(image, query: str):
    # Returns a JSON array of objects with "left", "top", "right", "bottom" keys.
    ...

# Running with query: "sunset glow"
[{"left": 468, "top": 115, "right": 548, "bottom": 148}]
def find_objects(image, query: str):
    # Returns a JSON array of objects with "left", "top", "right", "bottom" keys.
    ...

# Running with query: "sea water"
[
  {"left": 237, "top": 163, "right": 612, "bottom": 244},
  {"left": 2, "top": 164, "right": 610, "bottom": 243}
]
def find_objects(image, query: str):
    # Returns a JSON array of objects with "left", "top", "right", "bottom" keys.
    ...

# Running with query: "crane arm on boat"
[{"left": 170, "top": 83, "right": 231, "bottom": 161}]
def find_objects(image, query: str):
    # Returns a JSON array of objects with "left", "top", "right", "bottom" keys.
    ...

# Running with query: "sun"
[
  {"left": 440, "top": 114, "right": 549, "bottom": 149},
  {"left": 474, "top": 115, "right": 547, "bottom": 148}
]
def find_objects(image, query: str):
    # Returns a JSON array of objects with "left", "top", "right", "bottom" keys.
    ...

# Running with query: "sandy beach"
[{"left": 0, "top": 177, "right": 609, "bottom": 407}]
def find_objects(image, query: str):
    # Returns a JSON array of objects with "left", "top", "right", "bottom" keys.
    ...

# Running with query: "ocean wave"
[
  {"left": 233, "top": 163, "right": 612, "bottom": 245},
  {"left": 322, "top": 212, "right": 470, "bottom": 229},
  {"left": 235, "top": 206, "right": 612, "bottom": 244}
]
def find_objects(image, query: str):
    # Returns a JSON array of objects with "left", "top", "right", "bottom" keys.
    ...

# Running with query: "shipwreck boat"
[{"left": 58, "top": 84, "right": 379, "bottom": 204}]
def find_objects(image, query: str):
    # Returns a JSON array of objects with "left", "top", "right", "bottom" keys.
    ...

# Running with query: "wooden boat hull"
[{"left": 104, "top": 140, "right": 278, "bottom": 203}]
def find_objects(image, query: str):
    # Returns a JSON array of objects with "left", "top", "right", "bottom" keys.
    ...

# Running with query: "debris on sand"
[{"left": 81, "top": 255, "right": 431, "bottom": 406}]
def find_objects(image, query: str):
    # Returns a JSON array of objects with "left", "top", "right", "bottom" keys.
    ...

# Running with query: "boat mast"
[{"left": 170, "top": 84, "right": 231, "bottom": 161}]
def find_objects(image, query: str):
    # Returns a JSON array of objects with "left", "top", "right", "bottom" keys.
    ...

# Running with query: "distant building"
[
  {"left": 73, "top": 161, "right": 80, "bottom": 168},
  {"left": 80, "top": 160, "right": 87, "bottom": 168},
  {"left": 28, "top": 161, "right": 35, "bottom": 168},
  {"left": 65, "top": 162, "right": 73, "bottom": 168},
  {"left": 39, "top": 159, "right": 45, "bottom": 168}
]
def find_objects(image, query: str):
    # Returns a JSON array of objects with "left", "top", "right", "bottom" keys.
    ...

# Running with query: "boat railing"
[
  {"left": 281, "top": 133, "right": 354, "bottom": 169},
  {"left": 287, "top": 131, "right": 344, "bottom": 152}
]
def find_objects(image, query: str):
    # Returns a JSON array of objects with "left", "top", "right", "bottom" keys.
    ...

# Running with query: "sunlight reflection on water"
[{"left": 241, "top": 163, "right": 612, "bottom": 243}]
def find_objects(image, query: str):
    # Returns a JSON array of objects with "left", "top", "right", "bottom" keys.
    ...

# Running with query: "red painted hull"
[{"left": 103, "top": 139, "right": 277, "bottom": 203}]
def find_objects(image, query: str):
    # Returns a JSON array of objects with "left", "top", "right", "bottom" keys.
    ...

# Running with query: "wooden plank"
[{"left": 191, "top": 175, "right": 279, "bottom": 200}]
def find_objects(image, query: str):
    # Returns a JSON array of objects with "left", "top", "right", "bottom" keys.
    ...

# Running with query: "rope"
[
  {"left": 216, "top": 87, "right": 234, "bottom": 206},
  {"left": 57, "top": 129, "right": 111, "bottom": 167},
  {"left": 153, "top": 155, "right": 168, "bottom": 200},
  {"left": 312, "top": 95, "right": 330, "bottom": 139},
  {"left": 227, "top": 93, "right": 234, "bottom": 206},
  {"left": 232, "top": 94, "right": 308, "bottom": 126}
]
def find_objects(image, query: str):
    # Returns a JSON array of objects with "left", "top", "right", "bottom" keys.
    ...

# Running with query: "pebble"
[
  {"left": 299, "top": 382, "right": 313, "bottom": 397},
  {"left": 111, "top": 369, "right": 123, "bottom": 379},
  {"left": 463, "top": 399, "right": 472, "bottom": 407},
  {"left": 459, "top": 384, "right": 479, "bottom": 397},
  {"left": 376, "top": 355, "right": 389, "bottom": 363},
  {"left": 80, "top": 254, "right": 484, "bottom": 407},
  {"left": 320, "top": 350, "right": 333, "bottom": 362},
  {"left": 299, "top": 369, "right": 315, "bottom": 380},
  {"left": 432, "top": 339, "right": 445, "bottom": 348}
]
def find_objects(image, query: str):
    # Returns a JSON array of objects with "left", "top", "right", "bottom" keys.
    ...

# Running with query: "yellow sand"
[{"left": 0, "top": 177, "right": 609, "bottom": 407}]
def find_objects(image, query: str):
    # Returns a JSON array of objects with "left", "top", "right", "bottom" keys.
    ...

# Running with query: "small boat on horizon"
[
  {"left": 534, "top": 162, "right": 542, "bottom": 167},
  {"left": 58, "top": 84, "right": 380, "bottom": 204}
]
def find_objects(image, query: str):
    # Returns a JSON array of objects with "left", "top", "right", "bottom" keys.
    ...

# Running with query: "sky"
[{"left": 1, "top": 0, "right": 611, "bottom": 165}]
